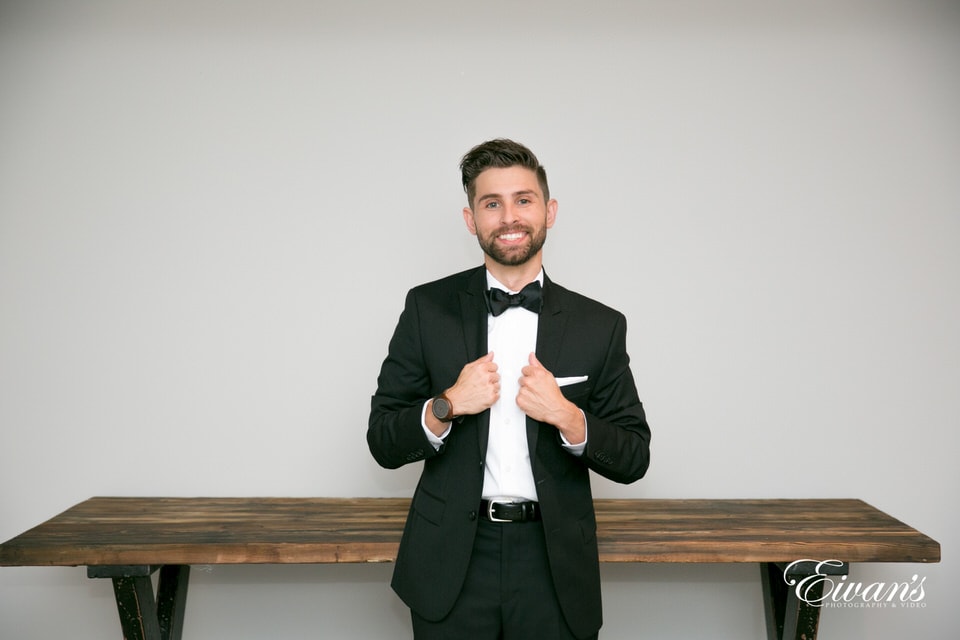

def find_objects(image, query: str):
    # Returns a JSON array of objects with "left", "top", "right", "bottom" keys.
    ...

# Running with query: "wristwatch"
[{"left": 430, "top": 393, "right": 455, "bottom": 422}]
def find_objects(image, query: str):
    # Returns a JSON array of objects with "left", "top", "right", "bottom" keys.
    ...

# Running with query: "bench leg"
[
  {"left": 157, "top": 565, "right": 190, "bottom": 640},
  {"left": 761, "top": 561, "right": 847, "bottom": 640},
  {"left": 88, "top": 565, "right": 190, "bottom": 640}
]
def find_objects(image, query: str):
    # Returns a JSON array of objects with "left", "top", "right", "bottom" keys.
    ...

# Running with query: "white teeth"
[{"left": 499, "top": 232, "right": 524, "bottom": 240}]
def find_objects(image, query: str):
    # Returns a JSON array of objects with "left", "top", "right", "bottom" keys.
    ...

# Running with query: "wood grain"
[{"left": 0, "top": 497, "right": 940, "bottom": 567}]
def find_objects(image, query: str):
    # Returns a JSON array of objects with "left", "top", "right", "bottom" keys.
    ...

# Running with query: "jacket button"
[
  {"left": 468, "top": 511, "right": 477, "bottom": 521},
  {"left": 595, "top": 451, "right": 614, "bottom": 465}
]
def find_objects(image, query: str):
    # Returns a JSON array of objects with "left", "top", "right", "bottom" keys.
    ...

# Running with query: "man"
[{"left": 368, "top": 139, "right": 651, "bottom": 639}]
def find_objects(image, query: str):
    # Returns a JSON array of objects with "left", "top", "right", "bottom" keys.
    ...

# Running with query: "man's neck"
[{"left": 484, "top": 256, "right": 544, "bottom": 292}]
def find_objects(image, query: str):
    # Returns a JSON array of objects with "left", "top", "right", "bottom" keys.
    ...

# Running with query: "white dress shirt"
[
  {"left": 422, "top": 269, "right": 586, "bottom": 502},
  {"left": 482, "top": 270, "right": 542, "bottom": 501}
]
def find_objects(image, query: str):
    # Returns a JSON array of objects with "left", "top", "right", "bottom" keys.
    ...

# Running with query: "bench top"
[{"left": 0, "top": 497, "right": 940, "bottom": 567}]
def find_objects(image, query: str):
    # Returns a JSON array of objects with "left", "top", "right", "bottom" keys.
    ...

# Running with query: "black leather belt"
[{"left": 480, "top": 499, "right": 540, "bottom": 523}]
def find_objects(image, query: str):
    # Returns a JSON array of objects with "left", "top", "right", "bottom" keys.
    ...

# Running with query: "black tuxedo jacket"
[{"left": 368, "top": 266, "right": 650, "bottom": 639}]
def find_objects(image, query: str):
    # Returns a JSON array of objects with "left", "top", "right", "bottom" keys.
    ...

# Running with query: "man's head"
[
  {"left": 460, "top": 139, "right": 550, "bottom": 209},
  {"left": 459, "top": 139, "right": 558, "bottom": 276}
]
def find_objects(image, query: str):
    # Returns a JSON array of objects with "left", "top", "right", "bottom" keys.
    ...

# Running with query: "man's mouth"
[{"left": 497, "top": 230, "right": 528, "bottom": 243}]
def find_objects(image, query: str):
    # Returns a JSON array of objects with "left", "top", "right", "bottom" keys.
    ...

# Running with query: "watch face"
[{"left": 432, "top": 397, "right": 451, "bottom": 420}]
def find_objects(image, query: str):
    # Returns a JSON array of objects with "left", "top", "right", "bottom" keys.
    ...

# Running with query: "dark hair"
[{"left": 459, "top": 138, "right": 550, "bottom": 206}]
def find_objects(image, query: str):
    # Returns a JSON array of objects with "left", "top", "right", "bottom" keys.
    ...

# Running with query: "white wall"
[{"left": 1, "top": 1, "right": 957, "bottom": 638}]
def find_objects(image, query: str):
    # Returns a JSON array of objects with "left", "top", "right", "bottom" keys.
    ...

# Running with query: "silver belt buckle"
[{"left": 486, "top": 497, "right": 515, "bottom": 523}]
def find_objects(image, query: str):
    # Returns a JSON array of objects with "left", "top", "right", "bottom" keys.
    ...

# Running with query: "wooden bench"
[{"left": 0, "top": 497, "right": 940, "bottom": 640}]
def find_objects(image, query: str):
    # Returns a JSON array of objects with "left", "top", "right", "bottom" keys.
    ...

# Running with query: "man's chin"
[
  {"left": 487, "top": 248, "right": 535, "bottom": 267},
  {"left": 479, "top": 233, "right": 545, "bottom": 267}
]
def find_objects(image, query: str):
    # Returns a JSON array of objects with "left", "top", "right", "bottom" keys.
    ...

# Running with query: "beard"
[{"left": 477, "top": 223, "right": 548, "bottom": 267}]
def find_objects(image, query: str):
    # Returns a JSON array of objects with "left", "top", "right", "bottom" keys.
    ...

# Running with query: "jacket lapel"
[
  {"left": 529, "top": 273, "right": 567, "bottom": 463},
  {"left": 535, "top": 273, "right": 566, "bottom": 373},
  {"left": 459, "top": 267, "right": 491, "bottom": 457},
  {"left": 458, "top": 267, "right": 488, "bottom": 362}
]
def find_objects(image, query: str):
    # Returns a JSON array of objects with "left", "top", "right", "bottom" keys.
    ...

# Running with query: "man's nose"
[{"left": 500, "top": 203, "right": 519, "bottom": 224}]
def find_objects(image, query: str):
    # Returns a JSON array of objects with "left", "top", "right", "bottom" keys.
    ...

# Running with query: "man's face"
[{"left": 463, "top": 166, "right": 557, "bottom": 267}]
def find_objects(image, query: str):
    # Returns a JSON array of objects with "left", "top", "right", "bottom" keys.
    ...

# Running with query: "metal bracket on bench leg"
[
  {"left": 88, "top": 565, "right": 190, "bottom": 640},
  {"left": 761, "top": 560, "right": 848, "bottom": 640}
]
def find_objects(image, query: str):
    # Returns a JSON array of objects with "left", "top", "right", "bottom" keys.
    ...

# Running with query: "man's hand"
[
  {"left": 517, "top": 353, "right": 586, "bottom": 445},
  {"left": 447, "top": 351, "right": 501, "bottom": 415},
  {"left": 426, "top": 352, "right": 500, "bottom": 436}
]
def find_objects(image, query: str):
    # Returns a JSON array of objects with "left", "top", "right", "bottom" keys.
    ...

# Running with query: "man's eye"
[
  {"left": 517, "top": 198, "right": 531, "bottom": 205},
  {"left": 484, "top": 201, "right": 501, "bottom": 209}
]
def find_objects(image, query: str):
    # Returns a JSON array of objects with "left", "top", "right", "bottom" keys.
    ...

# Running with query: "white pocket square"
[{"left": 556, "top": 375, "right": 589, "bottom": 387}]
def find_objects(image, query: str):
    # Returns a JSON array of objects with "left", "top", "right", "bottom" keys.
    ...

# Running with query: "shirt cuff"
[
  {"left": 559, "top": 409, "right": 588, "bottom": 456},
  {"left": 421, "top": 400, "right": 452, "bottom": 450}
]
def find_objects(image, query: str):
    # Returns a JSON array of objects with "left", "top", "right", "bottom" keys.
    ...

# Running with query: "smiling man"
[
  {"left": 368, "top": 139, "right": 651, "bottom": 640},
  {"left": 466, "top": 164, "right": 553, "bottom": 270}
]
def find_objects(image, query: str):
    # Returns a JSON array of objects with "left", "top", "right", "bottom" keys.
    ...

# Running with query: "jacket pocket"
[
  {"left": 412, "top": 487, "right": 446, "bottom": 526},
  {"left": 559, "top": 380, "right": 592, "bottom": 403}
]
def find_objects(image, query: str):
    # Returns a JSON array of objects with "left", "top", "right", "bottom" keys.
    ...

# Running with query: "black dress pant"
[{"left": 411, "top": 518, "right": 595, "bottom": 640}]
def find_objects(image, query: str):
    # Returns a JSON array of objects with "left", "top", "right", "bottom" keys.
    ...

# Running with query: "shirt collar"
[{"left": 485, "top": 268, "right": 545, "bottom": 294}]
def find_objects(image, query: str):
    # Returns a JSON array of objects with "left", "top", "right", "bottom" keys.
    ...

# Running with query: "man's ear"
[
  {"left": 462, "top": 207, "right": 478, "bottom": 236},
  {"left": 545, "top": 199, "right": 558, "bottom": 229}
]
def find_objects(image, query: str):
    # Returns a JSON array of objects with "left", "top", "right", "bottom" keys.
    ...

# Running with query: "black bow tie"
[{"left": 485, "top": 281, "right": 543, "bottom": 317}]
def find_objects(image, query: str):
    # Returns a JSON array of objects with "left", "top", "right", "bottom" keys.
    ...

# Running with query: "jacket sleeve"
[
  {"left": 579, "top": 312, "right": 651, "bottom": 484},
  {"left": 367, "top": 289, "right": 443, "bottom": 469}
]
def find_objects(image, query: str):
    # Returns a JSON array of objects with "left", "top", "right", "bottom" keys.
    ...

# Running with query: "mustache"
[{"left": 492, "top": 224, "right": 532, "bottom": 235}]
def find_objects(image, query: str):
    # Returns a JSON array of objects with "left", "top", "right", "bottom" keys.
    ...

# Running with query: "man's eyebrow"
[{"left": 477, "top": 190, "right": 538, "bottom": 202}]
